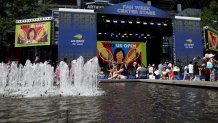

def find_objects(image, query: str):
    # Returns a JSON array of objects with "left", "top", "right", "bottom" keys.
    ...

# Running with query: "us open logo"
[
  {"left": 71, "top": 34, "right": 85, "bottom": 46},
  {"left": 184, "top": 39, "right": 194, "bottom": 48}
]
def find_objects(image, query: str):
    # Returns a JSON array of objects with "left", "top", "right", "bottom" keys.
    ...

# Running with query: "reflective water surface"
[{"left": 1, "top": 83, "right": 218, "bottom": 123}]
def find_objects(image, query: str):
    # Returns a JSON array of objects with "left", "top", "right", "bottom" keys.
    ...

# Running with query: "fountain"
[
  {"left": 1, "top": 58, "right": 218, "bottom": 122},
  {"left": 0, "top": 56, "right": 103, "bottom": 97}
]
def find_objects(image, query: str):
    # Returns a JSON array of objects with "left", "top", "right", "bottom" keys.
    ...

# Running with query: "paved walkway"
[{"left": 99, "top": 79, "right": 218, "bottom": 88}]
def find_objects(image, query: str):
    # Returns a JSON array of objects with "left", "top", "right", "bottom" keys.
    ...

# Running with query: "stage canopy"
[{"left": 96, "top": 0, "right": 172, "bottom": 18}]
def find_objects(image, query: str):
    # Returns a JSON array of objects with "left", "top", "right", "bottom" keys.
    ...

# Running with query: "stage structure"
[{"left": 13, "top": 1, "right": 203, "bottom": 71}]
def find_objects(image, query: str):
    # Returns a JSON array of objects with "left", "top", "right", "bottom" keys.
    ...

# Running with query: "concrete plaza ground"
[{"left": 99, "top": 79, "right": 218, "bottom": 88}]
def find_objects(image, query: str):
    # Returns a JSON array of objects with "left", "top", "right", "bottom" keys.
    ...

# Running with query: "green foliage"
[
  {"left": 0, "top": 0, "right": 53, "bottom": 47},
  {"left": 201, "top": 0, "right": 218, "bottom": 30}
]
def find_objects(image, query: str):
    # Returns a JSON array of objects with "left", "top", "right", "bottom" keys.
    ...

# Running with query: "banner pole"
[{"left": 35, "top": 46, "right": 38, "bottom": 56}]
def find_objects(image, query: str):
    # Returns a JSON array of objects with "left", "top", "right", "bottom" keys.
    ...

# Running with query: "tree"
[
  {"left": 0, "top": 0, "right": 53, "bottom": 48},
  {"left": 201, "top": 0, "right": 218, "bottom": 30},
  {"left": 0, "top": 0, "right": 53, "bottom": 62}
]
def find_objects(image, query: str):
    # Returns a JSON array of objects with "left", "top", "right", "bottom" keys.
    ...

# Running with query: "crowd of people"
[
  {"left": 102, "top": 61, "right": 148, "bottom": 80},
  {"left": 4, "top": 52, "right": 218, "bottom": 82},
  {"left": 100, "top": 53, "right": 218, "bottom": 81}
]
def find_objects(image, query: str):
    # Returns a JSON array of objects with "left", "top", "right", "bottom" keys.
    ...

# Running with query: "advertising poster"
[
  {"left": 97, "top": 41, "right": 147, "bottom": 69},
  {"left": 58, "top": 12, "right": 97, "bottom": 62},
  {"left": 208, "top": 30, "right": 218, "bottom": 51},
  {"left": 15, "top": 21, "right": 51, "bottom": 47},
  {"left": 83, "top": 0, "right": 120, "bottom": 4},
  {"left": 173, "top": 19, "right": 202, "bottom": 64},
  {"left": 83, "top": 0, "right": 113, "bottom": 10}
]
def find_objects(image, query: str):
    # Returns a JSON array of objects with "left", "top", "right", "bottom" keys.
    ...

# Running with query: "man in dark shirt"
[
  {"left": 137, "top": 64, "right": 147, "bottom": 79},
  {"left": 128, "top": 62, "right": 137, "bottom": 79}
]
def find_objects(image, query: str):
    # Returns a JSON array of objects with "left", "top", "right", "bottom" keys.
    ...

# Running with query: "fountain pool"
[
  {"left": 1, "top": 56, "right": 218, "bottom": 122},
  {"left": 0, "top": 83, "right": 218, "bottom": 122}
]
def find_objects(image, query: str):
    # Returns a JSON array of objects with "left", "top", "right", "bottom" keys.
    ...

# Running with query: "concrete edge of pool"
[{"left": 99, "top": 79, "right": 218, "bottom": 88}]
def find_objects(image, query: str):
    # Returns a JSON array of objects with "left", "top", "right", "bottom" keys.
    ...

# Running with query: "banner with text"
[
  {"left": 97, "top": 41, "right": 147, "bottom": 69},
  {"left": 84, "top": 0, "right": 113, "bottom": 10},
  {"left": 96, "top": 1, "right": 171, "bottom": 18},
  {"left": 173, "top": 19, "right": 202, "bottom": 64},
  {"left": 15, "top": 21, "right": 51, "bottom": 47},
  {"left": 58, "top": 12, "right": 97, "bottom": 62}
]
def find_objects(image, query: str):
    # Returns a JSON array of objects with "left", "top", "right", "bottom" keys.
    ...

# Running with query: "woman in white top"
[{"left": 188, "top": 61, "right": 194, "bottom": 80}]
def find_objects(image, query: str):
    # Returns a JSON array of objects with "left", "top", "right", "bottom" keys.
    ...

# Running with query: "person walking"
[
  {"left": 158, "top": 62, "right": 163, "bottom": 79},
  {"left": 193, "top": 62, "right": 200, "bottom": 81},
  {"left": 188, "top": 61, "right": 194, "bottom": 80},
  {"left": 34, "top": 55, "right": 40, "bottom": 64},
  {"left": 183, "top": 64, "right": 188, "bottom": 80}
]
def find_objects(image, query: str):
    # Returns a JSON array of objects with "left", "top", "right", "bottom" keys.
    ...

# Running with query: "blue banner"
[
  {"left": 58, "top": 12, "right": 97, "bottom": 62},
  {"left": 173, "top": 19, "right": 203, "bottom": 64},
  {"left": 96, "top": 1, "right": 172, "bottom": 18}
]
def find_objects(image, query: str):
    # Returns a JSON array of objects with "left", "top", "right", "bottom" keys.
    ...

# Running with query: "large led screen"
[
  {"left": 15, "top": 21, "right": 51, "bottom": 47},
  {"left": 208, "top": 30, "right": 218, "bottom": 51},
  {"left": 97, "top": 41, "right": 147, "bottom": 69}
]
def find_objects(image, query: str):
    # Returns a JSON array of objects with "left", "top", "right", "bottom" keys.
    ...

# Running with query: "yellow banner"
[{"left": 15, "top": 21, "right": 51, "bottom": 47}]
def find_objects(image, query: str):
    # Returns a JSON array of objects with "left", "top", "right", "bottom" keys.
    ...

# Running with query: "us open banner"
[
  {"left": 173, "top": 19, "right": 202, "bottom": 63},
  {"left": 97, "top": 41, "right": 147, "bottom": 68},
  {"left": 15, "top": 21, "right": 51, "bottom": 47},
  {"left": 58, "top": 12, "right": 97, "bottom": 62},
  {"left": 208, "top": 30, "right": 218, "bottom": 51}
]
